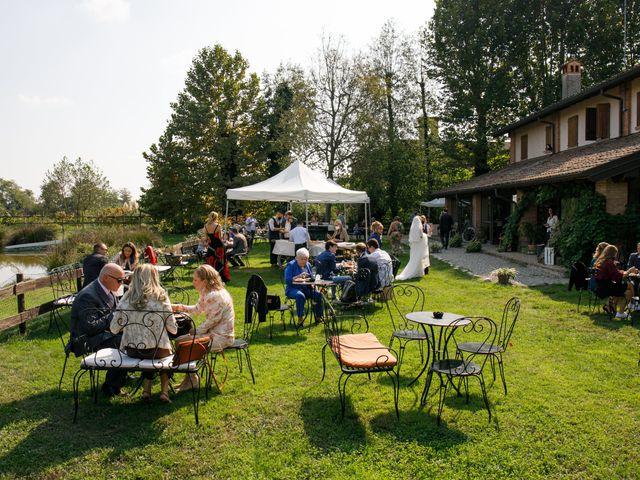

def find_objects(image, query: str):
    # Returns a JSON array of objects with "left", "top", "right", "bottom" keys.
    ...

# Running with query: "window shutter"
[
  {"left": 585, "top": 108, "right": 597, "bottom": 141},
  {"left": 520, "top": 134, "right": 528, "bottom": 160},
  {"left": 545, "top": 125, "right": 553, "bottom": 152},
  {"left": 597, "top": 103, "right": 610, "bottom": 139},
  {"left": 568, "top": 115, "right": 578, "bottom": 148}
]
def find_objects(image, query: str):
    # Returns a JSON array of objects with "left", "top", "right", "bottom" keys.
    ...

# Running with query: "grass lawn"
[{"left": 0, "top": 242, "right": 638, "bottom": 479}]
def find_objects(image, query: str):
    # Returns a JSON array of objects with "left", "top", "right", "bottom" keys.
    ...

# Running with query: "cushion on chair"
[
  {"left": 53, "top": 294, "right": 75, "bottom": 307},
  {"left": 81, "top": 348, "right": 139, "bottom": 369},
  {"left": 138, "top": 355, "right": 199, "bottom": 372},
  {"left": 331, "top": 333, "right": 397, "bottom": 368}
]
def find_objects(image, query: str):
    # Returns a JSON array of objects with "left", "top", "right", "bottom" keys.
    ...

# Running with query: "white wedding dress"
[{"left": 396, "top": 216, "right": 430, "bottom": 281}]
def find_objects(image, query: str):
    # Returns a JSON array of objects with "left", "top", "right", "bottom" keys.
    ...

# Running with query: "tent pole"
[
  {"left": 305, "top": 202, "right": 309, "bottom": 228},
  {"left": 224, "top": 200, "right": 229, "bottom": 233},
  {"left": 365, "top": 201, "right": 369, "bottom": 239}
]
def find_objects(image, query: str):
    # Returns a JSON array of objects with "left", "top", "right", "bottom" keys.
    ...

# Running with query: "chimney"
[{"left": 561, "top": 59, "right": 582, "bottom": 99}]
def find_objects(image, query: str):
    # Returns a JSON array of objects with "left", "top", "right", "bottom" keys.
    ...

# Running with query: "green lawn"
[{"left": 0, "top": 242, "right": 638, "bottom": 479}]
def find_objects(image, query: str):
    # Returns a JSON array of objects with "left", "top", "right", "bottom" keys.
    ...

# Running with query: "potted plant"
[
  {"left": 518, "top": 222, "right": 537, "bottom": 254},
  {"left": 491, "top": 267, "right": 517, "bottom": 285}
]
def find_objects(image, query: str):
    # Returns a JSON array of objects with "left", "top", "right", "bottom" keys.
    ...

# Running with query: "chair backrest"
[
  {"left": 50, "top": 263, "right": 81, "bottom": 299},
  {"left": 242, "top": 291, "right": 260, "bottom": 343},
  {"left": 569, "top": 262, "right": 589, "bottom": 291},
  {"left": 167, "top": 286, "right": 190, "bottom": 305},
  {"left": 497, "top": 297, "right": 520, "bottom": 351},
  {"left": 378, "top": 261, "right": 394, "bottom": 288},
  {"left": 245, "top": 274, "right": 267, "bottom": 324},
  {"left": 385, "top": 284, "right": 426, "bottom": 332},
  {"left": 446, "top": 316, "right": 498, "bottom": 371},
  {"left": 390, "top": 255, "right": 401, "bottom": 276},
  {"left": 353, "top": 267, "right": 371, "bottom": 298}
]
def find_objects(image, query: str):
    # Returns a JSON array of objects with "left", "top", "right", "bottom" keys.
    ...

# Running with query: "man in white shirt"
[
  {"left": 245, "top": 214, "right": 258, "bottom": 248},
  {"left": 289, "top": 224, "right": 310, "bottom": 256},
  {"left": 366, "top": 239, "right": 394, "bottom": 287}
]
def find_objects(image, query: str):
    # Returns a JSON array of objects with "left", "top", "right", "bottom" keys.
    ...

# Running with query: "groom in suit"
[{"left": 70, "top": 263, "right": 127, "bottom": 397}]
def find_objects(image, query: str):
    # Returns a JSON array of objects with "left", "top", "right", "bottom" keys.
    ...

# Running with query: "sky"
[{"left": 0, "top": 0, "right": 435, "bottom": 201}]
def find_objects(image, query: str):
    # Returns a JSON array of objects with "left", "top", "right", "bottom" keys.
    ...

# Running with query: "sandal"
[{"left": 159, "top": 392, "right": 171, "bottom": 404}]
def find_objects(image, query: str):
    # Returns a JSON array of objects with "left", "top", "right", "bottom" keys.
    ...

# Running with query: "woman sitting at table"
[
  {"left": 327, "top": 219, "right": 349, "bottom": 242},
  {"left": 172, "top": 264, "right": 235, "bottom": 392},
  {"left": 285, "top": 248, "right": 323, "bottom": 327},
  {"left": 110, "top": 264, "right": 177, "bottom": 403},
  {"left": 594, "top": 244, "right": 637, "bottom": 319},
  {"left": 112, "top": 242, "right": 138, "bottom": 271}
]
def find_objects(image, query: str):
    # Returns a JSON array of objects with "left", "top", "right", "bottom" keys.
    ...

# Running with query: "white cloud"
[
  {"left": 18, "top": 94, "right": 72, "bottom": 106},
  {"left": 79, "top": 0, "right": 130, "bottom": 24}
]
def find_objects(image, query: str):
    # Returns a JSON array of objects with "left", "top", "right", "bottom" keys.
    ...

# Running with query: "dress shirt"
[{"left": 289, "top": 226, "right": 310, "bottom": 245}]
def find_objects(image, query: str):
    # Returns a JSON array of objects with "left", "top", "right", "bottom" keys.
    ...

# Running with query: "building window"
[
  {"left": 520, "top": 134, "right": 528, "bottom": 160},
  {"left": 568, "top": 115, "right": 578, "bottom": 148},
  {"left": 597, "top": 103, "right": 610, "bottom": 139},
  {"left": 586, "top": 108, "right": 597, "bottom": 141}
]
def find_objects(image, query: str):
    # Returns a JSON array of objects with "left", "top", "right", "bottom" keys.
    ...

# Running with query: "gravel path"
[{"left": 432, "top": 248, "right": 567, "bottom": 286}]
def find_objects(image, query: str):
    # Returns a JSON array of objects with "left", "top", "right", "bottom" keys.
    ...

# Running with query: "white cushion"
[
  {"left": 81, "top": 348, "right": 140, "bottom": 369},
  {"left": 53, "top": 295, "right": 75, "bottom": 307},
  {"left": 138, "top": 356, "right": 200, "bottom": 372}
]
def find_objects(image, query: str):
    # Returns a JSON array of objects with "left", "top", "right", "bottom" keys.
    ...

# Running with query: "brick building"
[{"left": 435, "top": 61, "right": 640, "bottom": 246}]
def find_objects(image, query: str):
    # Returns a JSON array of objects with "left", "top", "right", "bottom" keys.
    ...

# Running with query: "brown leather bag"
[{"left": 172, "top": 336, "right": 210, "bottom": 365}]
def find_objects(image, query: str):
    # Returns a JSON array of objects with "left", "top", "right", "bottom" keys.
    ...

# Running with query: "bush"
[
  {"left": 449, "top": 233, "right": 462, "bottom": 248},
  {"left": 465, "top": 240, "right": 482, "bottom": 252},
  {"left": 6, "top": 225, "right": 57, "bottom": 246},
  {"left": 0, "top": 226, "right": 5, "bottom": 248},
  {"left": 429, "top": 240, "right": 443, "bottom": 253}
]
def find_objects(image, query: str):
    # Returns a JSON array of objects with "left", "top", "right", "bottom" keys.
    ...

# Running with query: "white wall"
[
  {"left": 513, "top": 123, "right": 548, "bottom": 162},
  {"left": 632, "top": 78, "right": 640, "bottom": 133},
  {"left": 558, "top": 94, "right": 620, "bottom": 150}
]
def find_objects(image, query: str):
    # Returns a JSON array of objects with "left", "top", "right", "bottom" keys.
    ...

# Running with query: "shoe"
[
  {"left": 615, "top": 312, "right": 628, "bottom": 319},
  {"left": 177, "top": 374, "right": 200, "bottom": 392}
]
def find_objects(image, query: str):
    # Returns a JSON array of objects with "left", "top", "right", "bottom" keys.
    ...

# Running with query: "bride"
[{"left": 396, "top": 216, "right": 430, "bottom": 281}]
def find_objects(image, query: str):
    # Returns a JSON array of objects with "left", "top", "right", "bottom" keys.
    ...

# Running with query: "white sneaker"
[{"left": 615, "top": 312, "right": 628, "bottom": 319}]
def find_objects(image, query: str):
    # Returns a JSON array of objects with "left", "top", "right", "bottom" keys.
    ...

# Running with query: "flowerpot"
[{"left": 497, "top": 274, "right": 510, "bottom": 285}]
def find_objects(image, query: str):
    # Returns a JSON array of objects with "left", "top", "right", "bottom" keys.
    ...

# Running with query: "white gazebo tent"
[{"left": 225, "top": 160, "right": 370, "bottom": 232}]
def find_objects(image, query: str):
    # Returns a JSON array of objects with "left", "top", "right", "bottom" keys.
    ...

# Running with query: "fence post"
[
  {"left": 16, "top": 273, "right": 26, "bottom": 335},
  {"left": 76, "top": 270, "right": 83, "bottom": 292}
]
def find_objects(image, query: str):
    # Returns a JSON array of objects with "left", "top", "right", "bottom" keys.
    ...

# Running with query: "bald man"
[{"left": 70, "top": 263, "right": 127, "bottom": 397}]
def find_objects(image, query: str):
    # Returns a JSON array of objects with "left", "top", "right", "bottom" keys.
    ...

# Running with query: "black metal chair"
[
  {"left": 208, "top": 291, "right": 259, "bottom": 391},
  {"left": 422, "top": 316, "right": 497, "bottom": 425},
  {"left": 320, "top": 297, "right": 400, "bottom": 419},
  {"left": 456, "top": 297, "right": 521, "bottom": 395},
  {"left": 385, "top": 284, "right": 430, "bottom": 382}
]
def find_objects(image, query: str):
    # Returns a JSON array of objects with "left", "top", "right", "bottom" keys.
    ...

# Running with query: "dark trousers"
[
  {"left": 229, "top": 255, "right": 245, "bottom": 267},
  {"left": 269, "top": 240, "right": 277, "bottom": 265},
  {"left": 247, "top": 231, "right": 255, "bottom": 249},
  {"left": 441, "top": 230, "right": 451, "bottom": 249},
  {"left": 294, "top": 242, "right": 307, "bottom": 255},
  {"left": 98, "top": 334, "right": 128, "bottom": 395}
]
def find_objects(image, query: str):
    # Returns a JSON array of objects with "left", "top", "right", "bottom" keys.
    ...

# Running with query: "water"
[{"left": 0, "top": 253, "right": 49, "bottom": 287}]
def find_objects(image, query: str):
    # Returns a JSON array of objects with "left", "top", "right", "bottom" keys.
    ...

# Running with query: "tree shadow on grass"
[
  {"left": 299, "top": 396, "right": 367, "bottom": 453},
  {"left": 0, "top": 385, "right": 196, "bottom": 477}
]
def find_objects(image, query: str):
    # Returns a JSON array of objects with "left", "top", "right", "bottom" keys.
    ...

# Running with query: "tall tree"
[{"left": 0, "top": 179, "right": 36, "bottom": 215}]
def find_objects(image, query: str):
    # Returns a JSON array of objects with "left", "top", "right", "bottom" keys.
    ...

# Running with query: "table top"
[
  {"left": 337, "top": 242, "right": 356, "bottom": 249},
  {"left": 405, "top": 311, "right": 470, "bottom": 327},
  {"left": 293, "top": 278, "right": 335, "bottom": 286}
]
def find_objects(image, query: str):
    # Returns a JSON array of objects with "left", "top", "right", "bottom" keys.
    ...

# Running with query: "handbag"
[
  {"left": 266, "top": 294, "right": 281, "bottom": 311},
  {"left": 173, "top": 336, "right": 210, "bottom": 365}
]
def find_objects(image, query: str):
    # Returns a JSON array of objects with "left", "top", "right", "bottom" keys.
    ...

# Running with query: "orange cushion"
[{"left": 331, "top": 333, "right": 397, "bottom": 368}]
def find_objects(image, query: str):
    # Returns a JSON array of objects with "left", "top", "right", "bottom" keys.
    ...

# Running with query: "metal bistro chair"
[
  {"left": 385, "top": 284, "right": 430, "bottom": 383},
  {"left": 207, "top": 291, "right": 260, "bottom": 392},
  {"left": 320, "top": 297, "right": 400, "bottom": 419},
  {"left": 423, "top": 316, "right": 497, "bottom": 425},
  {"left": 456, "top": 297, "right": 521, "bottom": 395}
]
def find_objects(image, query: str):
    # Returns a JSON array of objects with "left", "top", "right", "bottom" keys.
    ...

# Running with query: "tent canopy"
[
  {"left": 226, "top": 160, "right": 369, "bottom": 203},
  {"left": 420, "top": 198, "right": 445, "bottom": 208}
]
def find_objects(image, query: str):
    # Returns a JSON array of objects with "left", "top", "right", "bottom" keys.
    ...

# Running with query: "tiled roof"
[{"left": 435, "top": 133, "right": 640, "bottom": 196}]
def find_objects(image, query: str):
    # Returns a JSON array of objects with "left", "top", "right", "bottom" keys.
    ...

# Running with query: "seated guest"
[
  {"left": 315, "top": 240, "right": 352, "bottom": 299},
  {"left": 172, "top": 265, "right": 235, "bottom": 392},
  {"left": 627, "top": 242, "right": 640, "bottom": 295},
  {"left": 369, "top": 221, "right": 384, "bottom": 249},
  {"left": 112, "top": 242, "right": 138, "bottom": 271},
  {"left": 328, "top": 219, "right": 349, "bottom": 242},
  {"left": 82, "top": 242, "right": 109, "bottom": 288},
  {"left": 594, "top": 245, "right": 637, "bottom": 319},
  {"left": 288, "top": 223, "right": 310, "bottom": 254},
  {"left": 589, "top": 242, "right": 609, "bottom": 291},
  {"left": 284, "top": 248, "right": 323, "bottom": 327},
  {"left": 110, "top": 264, "right": 177, "bottom": 403},
  {"left": 70, "top": 263, "right": 127, "bottom": 397},
  {"left": 354, "top": 242, "right": 380, "bottom": 297},
  {"left": 226, "top": 227, "right": 248, "bottom": 267},
  {"left": 142, "top": 243, "right": 158, "bottom": 265},
  {"left": 366, "top": 239, "right": 394, "bottom": 288}
]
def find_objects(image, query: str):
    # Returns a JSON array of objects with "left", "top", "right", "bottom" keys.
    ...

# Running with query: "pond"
[{"left": 0, "top": 253, "right": 49, "bottom": 287}]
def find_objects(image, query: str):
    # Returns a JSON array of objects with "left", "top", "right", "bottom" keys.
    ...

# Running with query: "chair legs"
[{"left": 496, "top": 353, "right": 507, "bottom": 395}]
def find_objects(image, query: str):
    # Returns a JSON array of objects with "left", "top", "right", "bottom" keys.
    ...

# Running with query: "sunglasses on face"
[{"left": 108, "top": 275, "right": 125, "bottom": 284}]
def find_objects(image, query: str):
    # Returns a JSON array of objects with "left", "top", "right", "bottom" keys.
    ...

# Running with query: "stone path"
[{"left": 432, "top": 247, "right": 567, "bottom": 287}]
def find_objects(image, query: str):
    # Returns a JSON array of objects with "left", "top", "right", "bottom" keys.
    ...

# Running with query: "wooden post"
[{"left": 17, "top": 273, "right": 25, "bottom": 335}]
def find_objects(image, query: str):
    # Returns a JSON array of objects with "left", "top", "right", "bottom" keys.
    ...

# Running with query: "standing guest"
[
  {"left": 328, "top": 219, "right": 349, "bottom": 242},
  {"left": 203, "top": 211, "right": 230, "bottom": 282},
  {"left": 283, "top": 211, "right": 298, "bottom": 239},
  {"left": 387, "top": 216, "right": 404, "bottom": 256},
  {"left": 112, "top": 242, "right": 138, "bottom": 271},
  {"left": 284, "top": 248, "right": 323, "bottom": 327},
  {"left": 226, "top": 227, "right": 248, "bottom": 267},
  {"left": 421, "top": 215, "right": 432, "bottom": 236},
  {"left": 439, "top": 208, "right": 453, "bottom": 250},
  {"left": 315, "top": 240, "right": 352, "bottom": 299},
  {"left": 172, "top": 265, "right": 235, "bottom": 392},
  {"left": 244, "top": 214, "right": 258, "bottom": 249},
  {"left": 369, "top": 221, "right": 384, "bottom": 249},
  {"left": 594, "top": 245, "right": 637, "bottom": 319},
  {"left": 288, "top": 223, "right": 311, "bottom": 254},
  {"left": 366, "top": 239, "right": 394, "bottom": 288},
  {"left": 544, "top": 208, "right": 559, "bottom": 244},
  {"left": 82, "top": 243, "right": 109, "bottom": 288},
  {"left": 268, "top": 211, "right": 285, "bottom": 266},
  {"left": 310, "top": 211, "right": 319, "bottom": 224},
  {"left": 337, "top": 211, "right": 346, "bottom": 229},
  {"left": 110, "top": 264, "right": 177, "bottom": 403},
  {"left": 142, "top": 243, "right": 158, "bottom": 265},
  {"left": 70, "top": 263, "right": 127, "bottom": 397}
]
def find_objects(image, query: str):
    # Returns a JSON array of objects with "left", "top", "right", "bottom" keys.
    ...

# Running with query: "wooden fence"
[
  {"left": 0, "top": 214, "right": 149, "bottom": 227},
  {"left": 0, "top": 268, "right": 83, "bottom": 333}
]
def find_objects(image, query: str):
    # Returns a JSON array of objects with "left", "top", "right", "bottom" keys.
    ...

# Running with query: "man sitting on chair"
[
  {"left": 226, "top": 227, "right": 248, "bottom": 267},
  {"left": 366, "top": 239, "right": 394, "bottom": 288},
  {"left": 315, "top": 240, "right": 352, "bottom": 300},
  {"left": 284, "top": 248, "right": 323, "bottom": 327}
]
